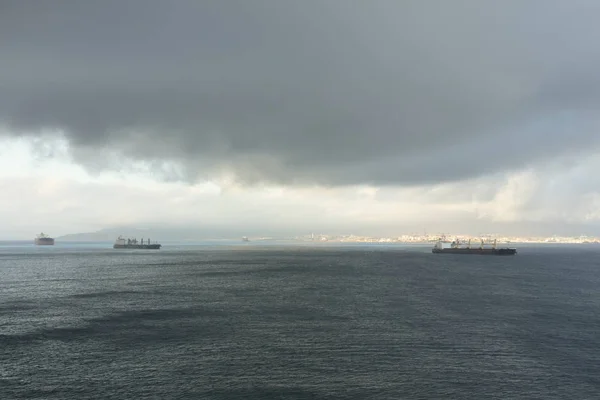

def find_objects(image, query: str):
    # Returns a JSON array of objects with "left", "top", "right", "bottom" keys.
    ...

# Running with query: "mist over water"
[{"left": 1, "top": 244, "right": 599, "bottom": 399}]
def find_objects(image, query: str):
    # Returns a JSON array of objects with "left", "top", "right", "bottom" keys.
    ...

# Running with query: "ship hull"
[
  {"left": 34, "top": 238, "right": 55, "bottom": 245},
  {"left": 432, "top": 248, "right": 516, "bottom": 255},
  {"left": 113, "top": 244, "right": 161, "bottom": 249}
]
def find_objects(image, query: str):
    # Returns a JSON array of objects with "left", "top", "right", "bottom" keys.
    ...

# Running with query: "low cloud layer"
[
  {"left": 1, "top": 136, "right": 599, "bottom": 239},
  {"left": 2, "top": 1, "right": 600, "bottom": 185}
]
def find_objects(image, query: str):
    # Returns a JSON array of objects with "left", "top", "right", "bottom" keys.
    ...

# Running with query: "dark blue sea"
[{"left": 1, "top": 242, "right": 599, "bottom": 399}]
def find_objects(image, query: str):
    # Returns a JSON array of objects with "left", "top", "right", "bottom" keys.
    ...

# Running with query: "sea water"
[{"left": 1, "top": 243, "right": 599, "bottom": 399}]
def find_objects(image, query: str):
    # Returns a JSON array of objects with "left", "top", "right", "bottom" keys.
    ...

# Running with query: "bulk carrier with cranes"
[
  {"left": 432, "top": 236, "right": 516, "bottom": 255},
  {"left": 113, "top": 236, "right": 161, "bottom": 249}
]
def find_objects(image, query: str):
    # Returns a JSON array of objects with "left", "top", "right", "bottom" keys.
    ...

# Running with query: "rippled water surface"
[{"left": 1, "top": 243, "right": 599, "bottom": 399}]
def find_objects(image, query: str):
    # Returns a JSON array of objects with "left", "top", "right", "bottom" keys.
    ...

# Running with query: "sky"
[{"left": 1, "top": 1, "right": 600, "bottom": 239}]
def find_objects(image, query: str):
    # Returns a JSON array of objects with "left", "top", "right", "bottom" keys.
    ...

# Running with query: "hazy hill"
[
  {"left": 56, "top": 226, "right": 282, "bottom": 242},
  {"left": 57, "top": 228, "right": 139, "bottom": 242}
]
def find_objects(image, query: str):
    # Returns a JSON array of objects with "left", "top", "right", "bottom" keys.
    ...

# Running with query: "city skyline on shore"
[{"left": 6, "top": 228, "right": 598, "bottom": 245}]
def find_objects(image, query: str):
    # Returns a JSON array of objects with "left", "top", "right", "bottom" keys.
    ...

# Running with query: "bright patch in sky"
[{"left": 1, "top": 134, "right": 600, "bottom": 239}]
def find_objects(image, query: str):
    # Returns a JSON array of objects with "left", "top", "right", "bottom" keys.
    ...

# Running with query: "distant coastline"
[{"left": 50, "top": 229, "right": 600, "bottom": 246}]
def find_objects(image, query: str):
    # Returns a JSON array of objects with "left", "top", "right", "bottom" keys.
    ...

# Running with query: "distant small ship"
[
  {"left": 432, "top": 237, "right": 516, "bottom": 255},
  {"left": 242, "top": 236, "right": 249, "bottom": 242},
  {"left": 113, "top": 236, "right": 161, "bottom": 249},
  {"left": 34, "top": 233, "right": 55, "bottom": 246}
]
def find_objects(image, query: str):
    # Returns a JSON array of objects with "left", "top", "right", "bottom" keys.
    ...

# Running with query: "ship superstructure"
[
  {"left": 113, "top": 236, "right": 161, "bottom": 249},
  {"left": 34, "top": 233, "right": 55, "bottom": 246},
  {"left": 432, "top": 236, "right": 516, "bottom": 255}
]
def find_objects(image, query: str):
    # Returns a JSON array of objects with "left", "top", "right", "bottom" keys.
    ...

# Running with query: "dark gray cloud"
[{"left": 2, "top": 0, "right": 600, "bottom": 185}]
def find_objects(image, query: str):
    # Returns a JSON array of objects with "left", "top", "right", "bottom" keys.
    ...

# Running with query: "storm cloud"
[{"left": 2, "top": 0, "right": 600, "bottom": 185}]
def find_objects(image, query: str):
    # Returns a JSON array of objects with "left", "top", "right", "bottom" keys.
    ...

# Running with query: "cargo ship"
[
  {"left": 113, "top": 236, "right": 161, "bottom": 249},
  {"left": 432, "top": 237, "right": 516, "bottom": 255},
  {"left": 34, "top": 233, "right": 55, "bottom": 246}
]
